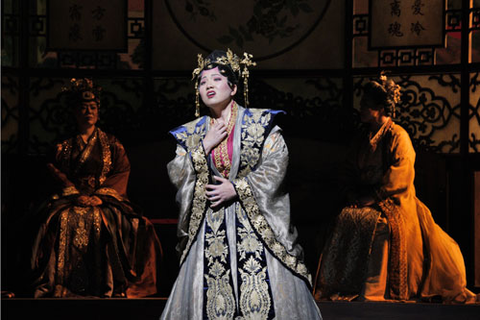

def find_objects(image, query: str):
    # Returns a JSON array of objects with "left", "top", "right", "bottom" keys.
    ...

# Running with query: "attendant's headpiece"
[
  {"left": 62, "top": 78, "right": 102, "bottom": 106},
  {"left": 365, "top": 71, "right": 402, "bottom": 117}
]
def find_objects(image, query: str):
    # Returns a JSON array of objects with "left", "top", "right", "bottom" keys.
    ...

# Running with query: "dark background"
[{"left": 2, "top": 0, "right": 480, "bottom": 297}]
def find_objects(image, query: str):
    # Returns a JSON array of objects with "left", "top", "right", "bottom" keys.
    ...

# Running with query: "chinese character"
[
  {"left": 412, "top": 0, "right": 425, "bottom": 16},
  {"left": 388, "top": 21, "right": 404, "bottom": 37},
  {"left": 92, "top": 25, "right": 106, "bottom": 41},
  {"left": 69, "top": 4, "right": 83, "bottom": 21},
  {"left": 69, "top": 23, "right": 82, "bottom": 42},
  {"left": 390, "top": 0, "right": 401, "bottom": 17},
  {"left": 411, "top": 21, "right": 426, "bottom": 35},
  {"left": 92, "top": 6, "right": 106, "bottom": 20}
]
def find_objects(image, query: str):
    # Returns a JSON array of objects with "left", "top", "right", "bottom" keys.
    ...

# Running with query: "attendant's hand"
[
  {"left": 203, "top": 120, "right": 227, "bottom": 155},
  {"left": 89, "top": 195, "right": 103, "bottom": 207},
  {"left": 350, "top": 196, "right": 375, "bottom": 208},
  {"left": 206, "top": 176, "right": 237, "bottom": 209},
  {"left": 75, "top": 195, "right": 103, "bottom": 207},
  {"left": 76, "top": 195, "right": 91, "bottom": 206}
]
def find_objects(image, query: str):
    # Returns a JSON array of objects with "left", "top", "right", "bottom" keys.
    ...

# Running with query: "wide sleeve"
[
  {"left": 375, "top": 128, "right": 416, "bottom": 201},
  {"left": 47, "top": 142, "right": 80, "bottom": 197},
  {"left": 95, "top": 138, "right": 131, "bottom": 200},
  {"left": 167, "top": 143, "right": 208, "bottom": 254},
  {"left": 232, "top": 126, "right": 312, "bottom": 284},
  {"left": 234, "top": 127, "right": 301, "bottom": 257}
]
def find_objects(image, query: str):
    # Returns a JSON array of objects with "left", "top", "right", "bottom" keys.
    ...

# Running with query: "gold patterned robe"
[
  {"left": 161, "top": 105, "right": 322, "bottom": 319},
  {"left": 315, "top": 120, "right": 477, "bottom": 303},
  {"left": 31, "top": 128, "right": 162, "bottom": 298}
]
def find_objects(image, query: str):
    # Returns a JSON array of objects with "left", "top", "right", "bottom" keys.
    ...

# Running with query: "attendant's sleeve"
[
  {"left": 47, "top": 142, "right": 79, "bottom": 197},
  {"left": 95, "top": 138, "right": 131, "bottom": 200},
  {"left": 374, "top": 129, "right": 416, "bottom": 201}
]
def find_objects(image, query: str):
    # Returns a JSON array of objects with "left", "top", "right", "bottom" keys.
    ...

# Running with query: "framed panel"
[
  {"left": 47, "top": 0, "right": 128, "bottom": 52},
  {"left": 27, "top": 0, "right": 144, "bottom": 69},
  {"left": 369, "top": 0, "right": 445, "bottom": 50},
  {"left": 353, "top": 0, "right": 464, "bottom": 67}
]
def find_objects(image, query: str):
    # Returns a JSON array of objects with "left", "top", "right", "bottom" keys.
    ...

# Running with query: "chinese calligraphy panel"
[
  {"left": 369, "top": 0, "right": 445, "bottom": 49},
  {"left": 48, "top": 0, "right": 127, "bottom": 51}
]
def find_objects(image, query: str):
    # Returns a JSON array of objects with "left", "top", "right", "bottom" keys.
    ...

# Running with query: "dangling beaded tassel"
[
  {"left": 239, "top": 54, "right": 255, "bottom": 107},
  {"left": 243, "top": 75, "right": 249, "bottom": 107},
  {"left": 195, "top": 81, "right": 200, "bottom": 117}
]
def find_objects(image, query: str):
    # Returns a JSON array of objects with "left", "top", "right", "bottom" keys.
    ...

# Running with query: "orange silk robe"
[{"left": 315, "top": 120, "right": 477, "bottom": 303}]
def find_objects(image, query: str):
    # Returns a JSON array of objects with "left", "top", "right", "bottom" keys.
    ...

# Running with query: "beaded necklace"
[{"left": 210, "top": 101, "right": 237, "bottom": 178}]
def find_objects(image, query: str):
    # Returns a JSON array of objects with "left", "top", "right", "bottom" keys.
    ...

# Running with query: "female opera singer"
[{"left": 161, "top": 49, "right": 322, "bottom": 319}]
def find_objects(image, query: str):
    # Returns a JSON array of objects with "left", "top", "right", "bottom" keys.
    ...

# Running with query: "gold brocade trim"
[
  {"left": 93, "top": 207, "right": 101, "bottom": 239},
  {"left": 205, "top": 261, "right": 236, "bottom": 319},
  {"left": 60, "top": 140, "right": 72, "bottom": 165},
  {"left": 239, "top": 257, "right": 272, "bottom": 319},
  {"left": 204, "top": 208, "right": 236, "bottom": 319},
  {"left": 180, "top": 144, "right": 210, "bottom": 264},
  {"left": 238, "top": 109, "right": 271, "bottom": 177},
  {"left": 97, "top": 129, "right": 112, "bottom": 186},
  {"left": 54, "top": 208, "right": 70, "bottom": 297},
  {"left": 73, "top": 206, "right": 90, "bottom": 250},
  {"left": 236, "top": 204, "right": 273, "bottom": 318},
  {"left": 234, "top": 177, "right": 312, "bottom": 286},
  {"left": 173, "top": 117, "right": 207, "bottom": 151},
  {"left": 205, "top": 209, "right": 228, "bottom": 264},
  {"left": 95, "top": 187, "right": 123, "bottom": 201},
  {"left": 210, "top": 101, "right": 237, "bottom": 178},
  {"left": 378, "top": 199, "right": 408, "bottom": 300},
  {"left": 62, "top": 186, "right": 80, "bottom": 196},
  {"left": 73, "top": 129, "right": 98, "bottom": 176}
]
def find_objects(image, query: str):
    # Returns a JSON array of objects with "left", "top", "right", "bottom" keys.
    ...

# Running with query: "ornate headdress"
[
  {"left": 366, "top": 71, "right": 402, "bottom": 118},
  {"left": 192, "top": 48, "right": 256, "bottom": 117},
  {"left": 62, "top": 78, "right": 102, "bottom": 106}
]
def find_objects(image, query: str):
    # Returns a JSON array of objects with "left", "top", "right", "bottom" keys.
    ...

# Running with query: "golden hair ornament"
[{"left": 192, "top": 48, "right": 256, "bottom": 117}]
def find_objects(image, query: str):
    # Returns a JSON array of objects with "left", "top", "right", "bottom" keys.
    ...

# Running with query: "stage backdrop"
[{"left": 152, "top": 0, "right": 344, "bottom": 70}]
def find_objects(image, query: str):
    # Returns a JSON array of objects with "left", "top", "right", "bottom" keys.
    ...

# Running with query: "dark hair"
[
  {"left": 202, "top": 50, "right": 238, "bottom": 87},
  {"left": 363, "top": 74, "right": 401, "bottom": 117}
]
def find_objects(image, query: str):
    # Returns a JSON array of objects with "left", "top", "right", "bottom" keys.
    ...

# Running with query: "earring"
[{"left": 195, "top": 81, "right": 200, "bottom": 117}]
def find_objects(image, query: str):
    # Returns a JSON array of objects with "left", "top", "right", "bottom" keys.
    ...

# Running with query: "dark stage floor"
[{"left": 2, "top": 298, "right": 480, "bottom": 320}]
